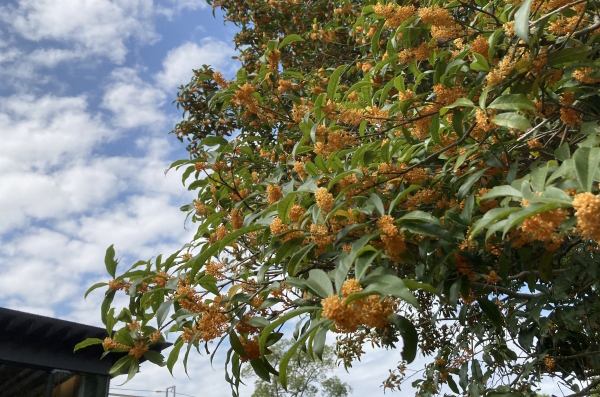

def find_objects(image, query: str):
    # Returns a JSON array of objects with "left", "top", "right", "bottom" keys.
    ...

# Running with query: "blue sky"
[{"left": 0, "top": 1, "right": 565, "bottom": 396}]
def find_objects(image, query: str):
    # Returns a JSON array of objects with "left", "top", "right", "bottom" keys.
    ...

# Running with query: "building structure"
[{"left": 0, "top": 307, "right": 169, "bottom": 397}]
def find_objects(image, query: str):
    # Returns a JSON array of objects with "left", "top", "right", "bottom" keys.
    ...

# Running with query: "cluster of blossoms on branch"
[{"left": 76, "top": 0, "right": 600, "bottom": 396}]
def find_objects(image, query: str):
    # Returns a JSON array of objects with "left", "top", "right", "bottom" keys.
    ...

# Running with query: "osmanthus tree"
[{"left": 77, "top": 0, "right": 600, "bottom": 395}]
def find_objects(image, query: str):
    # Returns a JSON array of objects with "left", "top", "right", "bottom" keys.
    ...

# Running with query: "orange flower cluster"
[
  {"left": 411, "top": 105, "right": 439, "bottom": 139},
  {"left": 314, "top": 130, "right": 358, "bottom": 157},
  {"left": 129, "top": 341, "right": 149, "bottom": 359},
  {"left": 373, "top": 3, "right": 416, "bottom": 29},
  {"left": 520, "top": 209, "right": 567, "bottom": 250},
  {"left": 103, "top": 337, "right": 125, "bottom": 350},
  {"left": 206, "top": 261, "right": 225, "bottom": 281},
  {"left": 239, "top": 337, "right": 261, "bottom": 362},
  {"left": 433, "top": 84, "right": 466, "bottom": 106},
  {"left": 108, "top": 279, "right": 127, "bottom": 291},
  {"left": 152, "top": 271, "right": 169, "bottom": 288},
  {"left": 288, "top": 204, "right": 305, "bottom": 222},
  {"left": 573, "top": 67, "right": 600, "bottom": 84},
  {"left": 470, "top": 36, "right": 489, "bottom": 59},
  {"left": 231, "top": 83, "right": 259, "bottom": 116},
  {"left": 231, "top": 208, "right": 243, "bottom": 230},
  {"left": 183, "top": 296, "right": 229, "bottom": 343},
  {"left": 213, "top": 71, "right": 229, "bottom": 88},
  {"left": 315, "top": 187, "right": 334, "bottom": 213},
  {"left": 310, "top": 223, "right": 335, "bottom": 247},
  {"left": 294, "top": 161, "right": 307, "bottom": 179},
  {"left": 560, "top": 92, "right": 582, "bottom": 126},
  {"left": 376, "top": 215, "right": 406, "bottom": 262},
  {"left": 270, "top": 217, "right": 289, "bottom": 235},
  {"left": 486, "top": 55, "right": 517, "bottom": 87},
  {"left": 419, "top": 6, "right": 453, "bottom": 26},
  {"left": 405, "top": 188, "right": 441, "bottom": 211},
  {"left": 573, "top": 193, "right": 600, "bottom": 243},
  {"left": 321, "top": 279, "right": 394, "bottom": 332},
  {"left": 267, "top": 184, "right": 283, "bottom": 204}
]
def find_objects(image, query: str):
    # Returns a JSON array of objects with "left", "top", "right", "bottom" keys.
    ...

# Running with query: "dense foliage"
[
  {"left": 242, "top": 339, "right": 351, "bottom": 397},
  {"left": 78, "top": 0, "right": 600, "bottom": 395}
]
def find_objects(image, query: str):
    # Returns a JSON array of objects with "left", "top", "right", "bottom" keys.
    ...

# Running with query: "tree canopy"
[
  {"left": 242, "top": 339, "right": 351, "bottom": 397},
  {"left": 78, "top": 0, "right": 600, "bottom": 395}
]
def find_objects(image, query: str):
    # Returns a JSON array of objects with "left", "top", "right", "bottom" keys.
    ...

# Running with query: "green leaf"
[
  {"left": 502, "top": 203, "right": 562, "bottom": 236},
  {"left": 327, "top": 169, "right": 363, "bottom": 191},
  {"left": 306, "top": 269, "right": 333, "bottom": 298},
  {"left": 258, "top": 307, "right": 320, "bottom": 354},
  {"left": 448, "top": 375, "right": 460, "bottom": 394},
  {"left": 480, "top": 185, "right": 522, "bottom": 200},
  {"left": 190, "top": 243, "right": 220, "bottom": 280},
  {"left": 278, "top": 34, "right": 304, "bottom": 49},
  {"left": 250, "top": 359, "right": 271, "bottom": 382},
  {"left": 278, "top": 193, "right": 298, "bottom": 223},
  {"left": 279, "top": 320, "right": 327, "bottom": 389},
  {"left": 122, "top": 357, "right": 139, "bottom": 385},
  {"left": 389, "top": 185, "right": 421, "bottom": 214},
  {"left": 84, "top": 282, "right": 108, "bottom": 299},
  {"left": 440, "top": 98, "right": 475, "bottom": 116},
  {"left": 109, "top": 355, "right": 134, "bottom": 377},
  {"left": 458, "top": 168, "right": 488, "bottom": 201},
  {"left": 488, "top": 94, "right": 536, "bottom": 111},
  {"left": 105, "top": 308, "right": 116, "bottom": 336},
  {"left": 514, "top": 0, "right": 534, "bottom": 42},
  {"left": 470, "top": 207, "right": 522, "bottom": 237},
  {"left": 370, "top": 22, "right": 385, "bottom": 58},
  {"left": 365, "top": 194, "right": 385, "bottom": 216},
  {"left": 548, "top": 46, "right": 590, "bottom": 66},
  {"left": 555, "top": 143, "right": 571, "bottom": 161},
  {"left": 348, "top": 275, "right": 419, "bottom": 308},
  {"left": 230, "top": 330, "right": 248, "bottom": 358},
  {"left": 73, "top": 338, "right": 103, "bottom": 352},
  {"left": 156, "top": 300, "right": 173, "bottom": 328},
  {"left": 327, "top": 65, "right": 348, "bottom": 100},
  {"left": 470, "top": 53, "right": 490, "bottom": 71},
  {"left": 312, "top": 325, "right": 328, "bottom": 360},
  {"left": 167, "top": 339, "right": 183, "bottom": 375},
  {"left": 201, "top": 136, "right": 228, "bottom": 146},
  {"left": 143, "top": 350, "right": 166, "bottom": 366},
  {"left": 581, "top": 122, "right": 599, "bottom": 135},
  {"left": 247, "top": 317, "right": 270, "bottom": 328},
  {"left": 305, "top": 161, "right": 318, "bottom": 177},
  {"left": 493, "top": 113, "right": 530, "bottom": 131},
  {"left": 287, "top": 243, "right": 314, "bottom": 276},
  {"left": 181, "top": 165, "right": 195, "bottom": 186},
  {"left": 388, "top": 314, "right": 418, "bottom": 363},
  {"left": 355, "top": 250, "right": 378, "bottom": 281},
  {"left": 105, "top": 245, "right": 118, "bottom": 278},
  {"left": 402, "top": 280, "right": 439, "bottom": 296},
  {"left": 477, "top": 297, "right": 503, "bottom": 331},
  {"left": 394, "top": 75, "right": 405, "bottom": 92},
  {"left": 399, "top": 210, "right": 442, "bottom": 227},
  {"left": 573, "top": 147, "right": 600, "bottom": 192}
]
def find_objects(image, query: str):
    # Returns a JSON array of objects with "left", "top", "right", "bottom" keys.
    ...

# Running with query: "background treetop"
[{"left": 78, "top": 0, "right": 600, "bottom": 395}]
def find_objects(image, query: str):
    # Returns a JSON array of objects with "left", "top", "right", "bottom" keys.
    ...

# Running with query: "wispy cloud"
[{"left": 155, "top": 38, "right": 238, "bottom": 91}]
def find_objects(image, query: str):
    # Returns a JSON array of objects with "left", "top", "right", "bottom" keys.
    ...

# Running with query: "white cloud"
[
  {"left": 0, "top": 0, "right": 160, "bottom": 64},
  {"left": 0, "top": 88, "right": 194, "bottom": 313},
  {"left": 26, "top": 47, "right": 85, "bottom": 68},
  {"left": 0, "top": 94, "right": 113, "bottom": 171},
  {"left": 155, "top": 38, "right": 238, "bottom": 90},
  {"left": 102, "top": 67, "right": 167, "bottom": 129}
]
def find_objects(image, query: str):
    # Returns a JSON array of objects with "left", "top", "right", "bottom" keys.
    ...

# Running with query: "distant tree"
[{"left": 242, "top": 339, "right": 351, "bottom": 397}]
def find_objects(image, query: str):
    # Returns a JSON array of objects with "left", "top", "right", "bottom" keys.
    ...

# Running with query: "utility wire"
[{"left": 111, "top": 386, "right": 197, "bottom": 397}]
